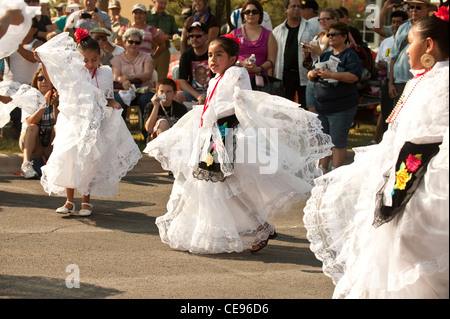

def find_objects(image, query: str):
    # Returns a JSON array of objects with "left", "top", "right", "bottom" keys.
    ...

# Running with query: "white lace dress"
[
  {"left": 303, "top": 61, "right": 449, "bottom": 298},
  {"left": 36, "top": 32, "right": 142, "bottom": 198},
  {"left": 144, "top": 66, "right": 333, "bottom": 254}
]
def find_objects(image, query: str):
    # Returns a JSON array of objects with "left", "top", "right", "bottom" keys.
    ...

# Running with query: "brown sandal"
[{"left": 251, "top": 239, "right": 269, "bottom": 253}]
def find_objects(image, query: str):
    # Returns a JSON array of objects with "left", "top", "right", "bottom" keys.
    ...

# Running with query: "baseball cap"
[
  {"left": 90, "top": 27, "right": 112, "bottom": 37},
  {"left": 132, "top": 3, "right": 147, "bottom": 13},
  {"left": 300, "top": 0, "right": 319, "bottom": 11},
  {"left": 108, "top": 1, "right": 121, "bottom": 9},
  {"left": 188, "top": 21, "right": 208, "bottom": 33}
]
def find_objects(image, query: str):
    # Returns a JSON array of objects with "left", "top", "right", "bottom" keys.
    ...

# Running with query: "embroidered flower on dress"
[
  {"left": 405, "top": 154, "right": 422, "bottom": 172},
  {"left": 394, "top": 165, "right": 412, "bottom": 191},
  {"left": 392, "top": 153, "right": 423, "bottom": 194},
  {"left": 219, "top": 123, "right": 229, "bottom": 137},
  {"left": 205, "top": 153, "right": 214, "bottom": 166}
]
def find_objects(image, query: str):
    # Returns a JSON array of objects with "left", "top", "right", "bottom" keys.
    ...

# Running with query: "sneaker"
[{"left": 21, "top": 161, "right": 38, "bottom": 179}]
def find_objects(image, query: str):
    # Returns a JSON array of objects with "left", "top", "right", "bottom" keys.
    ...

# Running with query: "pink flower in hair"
[{"left": 75, "top": 28, "right": 90, "bottom": 42}]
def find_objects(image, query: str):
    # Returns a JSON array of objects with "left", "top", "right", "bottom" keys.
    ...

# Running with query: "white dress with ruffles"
[
  {"left": 303, "top": 61, "right": 449, "bottom": 298},
  {"left": 36, "top": 33, "right": 142, "bottom": 198},
  {"left": 144, "top": 66, "right": 333, "bottom": 254}
]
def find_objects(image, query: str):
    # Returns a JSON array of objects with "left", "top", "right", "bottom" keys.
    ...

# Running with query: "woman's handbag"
[
  {"left": 302, "top": 53, "right": 314, "bottom": 69},
  {"left": 251, "top": 74, "right": 286, "bottom": 98}
]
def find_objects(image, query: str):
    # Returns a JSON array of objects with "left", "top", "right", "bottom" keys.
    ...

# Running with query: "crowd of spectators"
[{"left": 0, "top": 0, "right": 440, "bottom": 178}]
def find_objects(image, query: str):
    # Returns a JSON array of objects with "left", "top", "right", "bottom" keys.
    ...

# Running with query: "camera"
[
  {"left": 80, "top": 12, "right": 92, "bottom": 19},
  {"left": 301, "top": 42, "right": 307, "bottom": 48},
  {"left": 157, "top": 94, "right": 166, "bottom": 102}
]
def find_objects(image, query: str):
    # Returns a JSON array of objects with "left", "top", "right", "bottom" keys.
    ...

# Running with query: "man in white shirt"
[{"left": 272, "top": 0, "right": 320, "bottom": 108}]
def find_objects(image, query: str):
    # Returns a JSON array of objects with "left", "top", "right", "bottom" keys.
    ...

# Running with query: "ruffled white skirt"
[
  {"left": 41, "top": 107, "right": 142, "bottom": 198},
  {"left": 144, "top": 88, "right": 333, "bottom": 254},
  {"left": 303, "top": 129, "right": 449, "bottom": 298}
]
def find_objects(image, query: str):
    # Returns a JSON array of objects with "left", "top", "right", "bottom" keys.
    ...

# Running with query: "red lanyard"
[
  {"left": 91, "top": 67, "right": 99, "bottom": 88},
  {"left": 200, "top": 74, "right": 223, "bottom": 127}
]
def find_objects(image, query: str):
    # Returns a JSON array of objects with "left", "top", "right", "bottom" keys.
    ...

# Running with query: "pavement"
[{"left": 0, "top": 152, "right": 354, "bottom": 302}]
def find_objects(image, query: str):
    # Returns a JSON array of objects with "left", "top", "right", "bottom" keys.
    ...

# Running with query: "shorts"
[{"left": 318, "top": 107, "right": 357, "bottom": 149}]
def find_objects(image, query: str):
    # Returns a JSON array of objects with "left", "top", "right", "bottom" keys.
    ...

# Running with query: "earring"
[{"left": 420, "top": 53, "right": 435, "bottom": 69}]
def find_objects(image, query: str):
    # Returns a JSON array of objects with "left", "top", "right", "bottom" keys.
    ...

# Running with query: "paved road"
[{"left": 0, "top": 155, "right": 336, "bottom": 302}]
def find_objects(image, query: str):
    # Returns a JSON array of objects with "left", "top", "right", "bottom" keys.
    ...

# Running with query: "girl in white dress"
[
  {"left": 144, "top": 35, "right": 333, "bottom": 254},
  {"left": 36, "top": 30, "right": 142, "bottom": 216},
  {"left": 303, "top": 12, "right": 449, "bottom": 298}
]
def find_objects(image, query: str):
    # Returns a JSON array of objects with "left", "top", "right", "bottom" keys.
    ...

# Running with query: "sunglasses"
[
  {"left": 326, "top": 32, "right": 342, "bottom": 38},
  {"left": 94, "top": 36, "right": 107, "bottom": 42},
  {"left": 188, "top": 33, "right": 204, "bottom": 39},
  {"left": 243, "top": 9, "right": 260, "bottom": 15},
  {"left": 408, "top": 5, "right": 423, "bottom": 10},
  {"left": 318, "top": 17, "right": 333, "bottom": 22},
  {"left": 37, "top": 75, "right": 47, "bottom": 82},
  {"left": 127, "top": 40, "right": 142, "bottom": 45}
]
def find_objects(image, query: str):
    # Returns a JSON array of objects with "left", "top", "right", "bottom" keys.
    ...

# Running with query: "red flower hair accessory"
[
  {"left": 75, "top": 28, "right": 90, "bottom": 42},
  {"left": 434, "top": 5, "right": 449, "bottom": 23},
  {"left": 220, "top": 33, "right": 243, "bottom": 45}
]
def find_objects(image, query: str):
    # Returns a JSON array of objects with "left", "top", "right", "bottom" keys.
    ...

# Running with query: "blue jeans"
[{"left": 318, "top": 107, "right": 357, "bottom": 149}]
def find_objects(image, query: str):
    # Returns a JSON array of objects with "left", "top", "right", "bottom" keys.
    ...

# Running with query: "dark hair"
[
  {"left": 338, "top": 7, "right": 349, "bottom": 17},
  {"left": 77, "top": 36, "right": 101, "bottom": 55},
  {"left": 328, "top": 21, "right": 349, "bottom": 42},
  {"left": 412, "top": 15, "right": 449, "bottom": 59},
  {"left": 209, "top": 37, "right": 240, "bottom": 60},
  {"left": 157, "top": 78, "right": 177, "bottom": 92},
  {"left": 391, "top": 10, "right": 409, "bottom": 22},
  {"left": 241, "top": 0, "right": 264, "bottom": 25}
]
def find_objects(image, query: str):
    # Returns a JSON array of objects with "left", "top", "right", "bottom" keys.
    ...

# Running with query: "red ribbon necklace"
[{"left": 200, "top": 74, "right": 223, "bottom": 127}]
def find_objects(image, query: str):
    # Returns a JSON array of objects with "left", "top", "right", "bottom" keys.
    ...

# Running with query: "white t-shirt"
[
  {"left": 3, "top": 39, "right": 40, "bottom": 85},
  {"left": 375, "top": 35, "right": 394, "bottom": 78}
]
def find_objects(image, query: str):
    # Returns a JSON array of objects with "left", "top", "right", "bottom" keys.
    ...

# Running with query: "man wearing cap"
[
  {"left": 174, "top": 22, "right": 212, "bottom": 105},
  {"left": 272, "top": 0, "right": 320, "bottom": 107},
  {"left": 146, "top": 0, "right": 179, "bottom": 81},
  {"left": 64, "top": 0, "right": 111, "bottom": 34},
  {"left": 90, "top": 27, "right": 124, "bottom": 66},
  {"left": 388, "top": 0, "right": 433, "bottom": 105},
  {"left": 108, "top": 0, "right": 129, "bottom": 43},
  {"left": 300, "top": 0, "right": 319, "bottom": 31}
]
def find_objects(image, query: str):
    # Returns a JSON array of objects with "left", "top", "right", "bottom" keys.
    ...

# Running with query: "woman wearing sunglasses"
[
  {"left": 232, "top": 0, "right": 277, "bottom": 79},
  {"left": 307, "top": 21, "right": 362, "bottom": 172},
  {"left": 111, "top": 27, "right": 155, "bottom": 138},
  {"left": 19, "top": 67, "right": 58, "bottom": 179}
]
